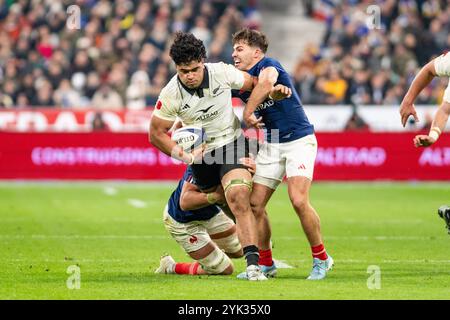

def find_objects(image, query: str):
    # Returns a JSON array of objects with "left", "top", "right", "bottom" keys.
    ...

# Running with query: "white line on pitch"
[
  {"left": 273, "top": 259, "right": 294, "bottom": 269},
  {"left": 0, "top": 235, "right": 447, "bottom": 241},
  {"left": 5, "top": 258, "right": 450, "bottom": 264},
  {"left": 127, "top": 199, "right": 148, "bottom": 208},
  {"left": 103, "top": 187, "right": 118, "bottom": 196}
]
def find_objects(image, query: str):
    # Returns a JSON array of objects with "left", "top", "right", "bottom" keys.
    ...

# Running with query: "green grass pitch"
[{"left": 0, "top": 181, "right": 449, "bottom": 300}]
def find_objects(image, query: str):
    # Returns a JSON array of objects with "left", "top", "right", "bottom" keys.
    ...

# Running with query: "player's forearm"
[
  {"left": 244, "top": 81, "right": 272, "bottom": 119},
  {"left": 431, "top": 102, "right": 450, "bottom": 133},
  {"left": 180, "top": 191, "right": 210, "bottom": 211},
  {"left": 403, "top": 62, "right": 436, "bottom": 104},
  {"left": 180, "top": 191, "right": 221, "bottom": 211}
]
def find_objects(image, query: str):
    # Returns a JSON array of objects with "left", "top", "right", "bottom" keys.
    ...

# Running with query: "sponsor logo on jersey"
[
  {"left": 195, "top": 110, "right": 219, "bottom": 121},
  {"left": 198, "top": 105, "right": 215, "bottom": 114},
  {"left": 156, "top": 100, "right": 162, "bottom": 110},
  {"left": 255, "top": 99, "right": 275, "bottom": 112}
]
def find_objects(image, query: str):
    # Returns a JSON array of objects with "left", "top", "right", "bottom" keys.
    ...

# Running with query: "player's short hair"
[
  {"left": 169, "top": 31, "right": 207, "bottom": 66},
  {"left": 232, "top": 28, "right": 268, "bottom": 53}
]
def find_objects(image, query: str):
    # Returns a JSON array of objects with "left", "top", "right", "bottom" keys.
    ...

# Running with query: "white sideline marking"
[
  {"left": 323, "top": 236, "right": 441, "bottom": 241},
  {"left": 5, "top": 258, "right": 450, "bottom": 264},
  {"left": 0, "top": 235, "right": 165, "bottom": 239},
  {"left": 0, "top": 235, "right": 446, "bottom": 241},
  {"left": 342, "top": 219, "right": 424, "bottom": 224},
  {"left": 127, "top": 199, "right": 148, "bottom": 208},
  {"left": 273, "top": 259, "right": 294, "bottom": 269},
  {"left": 103, "top": 187, "right": 118, "bottom": 196}
]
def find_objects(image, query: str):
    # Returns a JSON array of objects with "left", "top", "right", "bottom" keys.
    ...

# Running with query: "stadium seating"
[
  {"left": 0, "top": 0, "right": 259, "bottom": 109},
  {"left": 295, "top": 0, "right": 450, "bottom": 106}
]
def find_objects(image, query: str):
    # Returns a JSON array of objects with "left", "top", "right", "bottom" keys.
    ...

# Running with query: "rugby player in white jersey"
[
  {"left": 149, "top": 32, "right": 290, "bottom": 281},
  {"left": 399, "top": 51, "right": 450, "bottom": 231},
  {"left": 400, "top": 51, "right": 450, "bottom": 147}
]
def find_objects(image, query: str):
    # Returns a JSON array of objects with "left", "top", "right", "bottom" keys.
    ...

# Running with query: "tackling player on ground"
[
  {"left": 231, "top": 28, "right": 333, "bottom": 280},
  {"left": 399, "top": 51, "right": 450, "bottom": 147},
  {"left": 155, "top": 157, "right": 256, "bottom": 276}
]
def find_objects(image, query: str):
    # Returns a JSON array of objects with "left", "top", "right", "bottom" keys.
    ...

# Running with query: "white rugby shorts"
[
  {"left": 163, "top": 206, "right": 236, "bottom": 253},
  {"left": 254, "top": 134, "right": 318, "bottom": 189}
]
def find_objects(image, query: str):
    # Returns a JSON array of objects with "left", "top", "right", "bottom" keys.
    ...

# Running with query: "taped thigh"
[
  {"left": 197, "top": 246, "right": 232, "bottom": 274},
  {"left": 223, "top": 178, "right": 253, "bottom": 195},
  {"left": 213, "top": 233, "right": 242, "bottom": 255}
]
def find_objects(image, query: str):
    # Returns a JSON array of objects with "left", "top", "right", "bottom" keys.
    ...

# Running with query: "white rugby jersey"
[
  {"left": 434, "top": 52, "right": 450, "bottom": 103},
  {"left": 152, "top": 62, "right": 245, "bottom": 151}
]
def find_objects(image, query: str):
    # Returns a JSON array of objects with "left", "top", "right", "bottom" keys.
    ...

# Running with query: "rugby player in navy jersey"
[
  {"left": 231, "top": 28, "right": 333, "bottom": 280},
  {"left": 155, "top": 158, "right": 256, "bottom": 276}
]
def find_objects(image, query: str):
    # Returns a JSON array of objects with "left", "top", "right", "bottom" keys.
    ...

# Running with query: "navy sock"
[{"left": 243, "top": 245, "right": 259, "bottom": 267}]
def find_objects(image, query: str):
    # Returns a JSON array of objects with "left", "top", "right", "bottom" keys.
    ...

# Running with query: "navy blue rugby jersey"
[
  {"left": 233, "top": 57, "right": 314, "bottom": 143},
  {"left": 167, "top": 166, "right": 220, "bottom": 223}
]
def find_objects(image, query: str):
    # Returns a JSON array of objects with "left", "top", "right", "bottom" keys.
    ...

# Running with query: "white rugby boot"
[
  {"left": 154, "top": 254, "right": 176, "bottom": 274},
  {"left": 246, "top": 265, "right": 268, "bottom": 281}
]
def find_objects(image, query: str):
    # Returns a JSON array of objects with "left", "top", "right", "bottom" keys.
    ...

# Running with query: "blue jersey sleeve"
[{"left": 257, "top": 58, "right": 284, "bottom": 81}]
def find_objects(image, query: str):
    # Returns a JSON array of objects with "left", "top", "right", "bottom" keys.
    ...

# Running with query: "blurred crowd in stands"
[
  {"left": 0, "top": 0, "right": 448, "bottom": 111},
  {"left": 0, "top": 0, "right": 260, "bottom": 109},
  {"left": 296, "top": 0, "right": 450, "bottom": 106}
]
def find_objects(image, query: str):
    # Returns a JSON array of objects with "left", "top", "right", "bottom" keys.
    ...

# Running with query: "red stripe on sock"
[
  {"left": 311, "top": 244, "right": 328, "bottom": 261},
  {"left": 174, "top": 262, "right": 200, "bottom": 275},
  {"left": 259, "top": 249, "right": 273, "bottom": 267}
]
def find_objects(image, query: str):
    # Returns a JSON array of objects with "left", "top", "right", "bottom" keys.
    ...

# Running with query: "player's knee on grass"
[{"left": 197, "top": 246, "right": 233, "bottom": 275}]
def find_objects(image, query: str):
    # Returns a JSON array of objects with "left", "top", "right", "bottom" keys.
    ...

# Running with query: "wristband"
[
  {"left": 206, "top": 193, "right": 217, "bottom": 204},
  {"left": 429, "top": 127, "right": 441, "bottom": 141}
]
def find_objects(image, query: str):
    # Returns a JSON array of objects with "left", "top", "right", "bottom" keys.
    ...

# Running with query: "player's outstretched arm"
[
  {"left": 400, "top": 60, "right": 437, "bottom": 127},
  {"left": 414, "top": 102, "right": 450, "bottom": 147}
]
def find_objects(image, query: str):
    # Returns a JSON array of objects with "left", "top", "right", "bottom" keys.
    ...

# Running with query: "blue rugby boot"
[{"left": 306, "top": 256, "right": 334, "bottom": 280}]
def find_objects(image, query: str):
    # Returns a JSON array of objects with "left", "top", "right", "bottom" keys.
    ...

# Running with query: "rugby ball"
[{"left": 171, "top": 126, "right": 206, "bottom": 152}]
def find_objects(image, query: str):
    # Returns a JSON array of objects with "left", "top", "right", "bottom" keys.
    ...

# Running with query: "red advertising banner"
[
  {"left": 314, "top": 132, "right": 450, "bottom": 180},
  {"left": 0, "top": 103, "right": 242, "bottom": 132},
  {"left": 0, "top": 132, "right": 449, "bottom": 180}
]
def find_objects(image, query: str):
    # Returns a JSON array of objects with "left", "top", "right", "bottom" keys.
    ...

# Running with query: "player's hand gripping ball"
[{"left": 171, "top": 126, "right": 207, "bottom": 152}]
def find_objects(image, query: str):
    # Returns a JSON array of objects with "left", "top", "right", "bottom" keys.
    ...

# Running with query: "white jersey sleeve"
[
  {"left": 220, "top": 62, "right": 246, "bottom": 90},
  {"left": 434, "top": 52, "right": 450, "bottom": 103},
  {"left": 152, "top": 86, "right": 180, "bottom": 122},
  {"left": 434, "top": 52, "right": 450, "bottom": 77}
]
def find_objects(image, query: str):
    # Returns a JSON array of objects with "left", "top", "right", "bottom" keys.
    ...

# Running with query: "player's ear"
[{"left": 254, "top": 47, "right": 262, "bottom": 58}]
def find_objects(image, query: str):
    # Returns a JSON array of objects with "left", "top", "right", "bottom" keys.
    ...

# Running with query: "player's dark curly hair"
[
  {"left": 232, "top": 28, "right": 268, "bottom": 53},
  {"left": 169, "top": 31, "right": 207, "bottom": 65}
]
